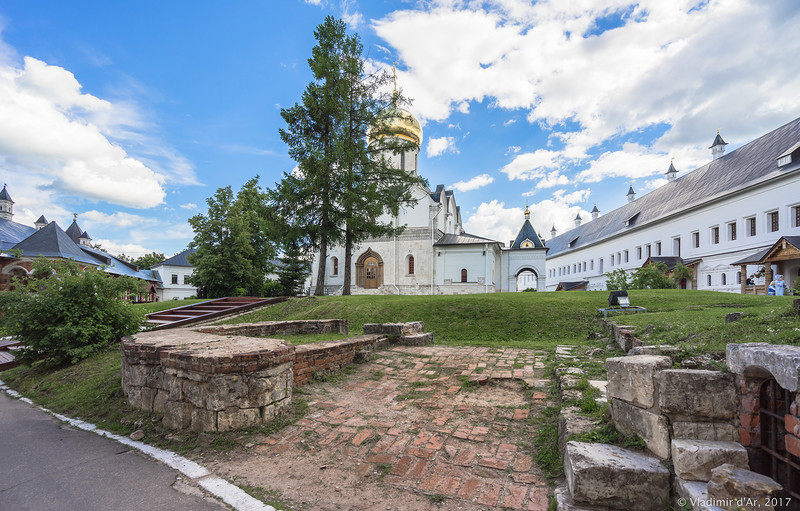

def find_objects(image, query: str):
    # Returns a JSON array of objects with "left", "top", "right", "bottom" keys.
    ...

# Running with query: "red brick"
[
  {"left": 454, "top": 449, "right": 475, "bottom": 466},
  {"left": 513, "top": 409, "right": 530, "bottom": 420},
  {"left": 786, "top": 414, "right": 800, "bottom": 437},
  {"left": 355, "top": 463, "right": 372, "bottom": 477},
  {"left": 740, "top": 412, "right": 759, "bottom": 430},
  {"left": 407, "top": 447, "right": 436, "bottom": 459},
  {"left": 501, "top": 484, "right": 528, "bottom": 509},
  {"left": 497, "top": 443, "right": 518, "bottom": 460},
  {"left": 386, "top": 427, "right": 402, "bottom": 436},
  {"left": 426, "top": 433, "right": 446, "bottom": 450},
  {"left": 786, "top": 434, "right": 800, "bottom": 458},
  {"left": 388, "top": 436, "right": 411, "bottom": 454},
  {"left": 419, "top": 474, "right": 443, "bottom": 491},
  {"left": 390, "top": 455, "right": 415, "bottom": 476},
  {"left": 477, "top": 481, "right": 502, "bottom": 506},
  {"left": 366, "top": 453, "right": 394, "bottom": 464},
  {"left": 371, "top": 434, "right": 395, "bottom": 453},
  {"left": 741, "top": 396, "right": 759, "bottom": 414},
  {"left": 739, "top": 427, "right": 752, "bottom": 446},
  {"left": 413, "top": 431, "right": 432, "bottom": 446},
  {"left": 531, "top": 392, "right": 547, "bottom": 401},
  {"left": 319, "top": 431, "right": 339, "bottom": 445},
  {"left": 352, "top": 429, "right": 373, "bottom": 446},
  {"left": 478, "top": 457, "right": 510, "bottom": 470},
  {"left": 527, "top": 487, "right": 549, "bottom": 511},
  {"left": 406, "top": 459, "right": 429, "bottom": 479},
  {"left": 513, "top": 473, "right": 545, "bottom": 484},
  {"left": 457, "top": 478, "right": 482, "bottom": 500},
  {"left": 472, "top": 426, "right": 490, "bottom": 435},
  {"left": 513, "top": 454, "right": 533, "bottom": 472},
  {"left": 440, "top": 476, "right": 462, "bottom": 495}
]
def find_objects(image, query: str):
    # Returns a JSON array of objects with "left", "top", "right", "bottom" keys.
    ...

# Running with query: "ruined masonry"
[{"left": 121, "top": 320, "right": 432, "bottom": 432}]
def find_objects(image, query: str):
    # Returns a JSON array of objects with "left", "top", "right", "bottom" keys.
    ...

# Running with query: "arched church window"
[
  {"left": 461, "top": 269, "right": 467, "bottom": 283},
  {"left": 722, "top": 273, "right": 727, "bottom": 285},
  {"left": 332, "top": 257, "right": 338, "bottom": 276},
  {"left": 707, "top": 274, "right": 712, "bottom": 286},
  {"left": 408, "top": 255, "right": 415, "bottom": 275}
]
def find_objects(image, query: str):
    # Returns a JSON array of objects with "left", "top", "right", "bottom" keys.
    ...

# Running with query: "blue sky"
[{"left": 1, "top": 0, "right": 799, "bottom": 258}]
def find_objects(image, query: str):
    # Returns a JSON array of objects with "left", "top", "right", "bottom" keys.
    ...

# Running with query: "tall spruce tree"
[{"left": 277, "top": 16, "right": 422, "bottom": 295}]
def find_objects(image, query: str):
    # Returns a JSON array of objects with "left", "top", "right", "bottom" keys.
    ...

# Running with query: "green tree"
[
  {"left": 277, "top": 239, "right": 311, "bottom": 296},
  {"left": 276, "top": 16, "right": 422, "bottom": 296},
  {"left": 133, "top": 251, "right": 166, "bottom": 269},
  {"left": 0, "top": 258, "right": 143, "bottom": 368},
  {"left": 630, "top": 262, "right": 677, "bottom": 289},
  {"left": 604, "top": 268, "right": 630, "bottom": 291},
  {"left": 671, "top": 262, "right": 692, "bottom": 287},
  {"left": 188, "top": 177, "right": 276, "bottom": 297}
]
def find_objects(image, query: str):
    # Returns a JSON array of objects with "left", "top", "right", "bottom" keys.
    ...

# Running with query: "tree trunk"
[
  {"left": 342, "top": 226, "right": 353, "bottom": 295},
  {"left": 314, "top": 207, "right": 329, "bottom": 296}
]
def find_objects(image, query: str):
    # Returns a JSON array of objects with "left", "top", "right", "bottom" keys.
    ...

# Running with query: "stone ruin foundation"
[{"left": 121, "top": 320, "right": 432, "bottom": 433}]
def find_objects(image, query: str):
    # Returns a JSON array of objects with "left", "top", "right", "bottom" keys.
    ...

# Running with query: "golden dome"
[{"left": 368, "top": 103, "right": 423, "bottom": 146}]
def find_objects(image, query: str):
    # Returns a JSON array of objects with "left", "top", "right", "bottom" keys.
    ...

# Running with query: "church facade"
[{"left": 309, "top": 103, "right": 547, "bottom": 295}]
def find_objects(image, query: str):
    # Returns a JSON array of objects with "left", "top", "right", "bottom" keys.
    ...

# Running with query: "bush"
[
  {"left": 262, "top": 279, "right": 284, "bottom": 297},
  {"left": 604, "top": 268, "right": 630, "bottom": 291},
  {"left": 0, "top": 258, "right": 143, "bottom": 368}
]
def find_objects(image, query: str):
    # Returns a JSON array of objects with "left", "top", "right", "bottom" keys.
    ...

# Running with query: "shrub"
[
  {"left": 630, "top": 262, "right": 677, "bottom": 289},
  {"left": 0, "top": 258, "right": 143, "bottom": 368},
  {"left": 604, "top": 268, "right": 630, "bottom": 291}
]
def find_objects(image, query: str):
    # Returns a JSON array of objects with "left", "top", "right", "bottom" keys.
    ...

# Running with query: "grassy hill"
[{"left": 218, "top": 290, "right": 800, "bottom": 352}]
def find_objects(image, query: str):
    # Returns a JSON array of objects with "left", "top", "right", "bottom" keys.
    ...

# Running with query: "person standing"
[
  {"left": 775, "top": 274, "right": 786, "bottom": 296},
  {"left": 768, "top": 280, "right": 776, "bottom": 295}
]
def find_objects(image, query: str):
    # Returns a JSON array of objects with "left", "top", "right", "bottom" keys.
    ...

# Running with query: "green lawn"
[{"left": 217, "top": 290, "right": 800, "bottom": 350}]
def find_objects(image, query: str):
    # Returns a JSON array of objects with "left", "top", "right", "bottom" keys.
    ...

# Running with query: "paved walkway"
[
  {"left": 0, "top": 392, "right": 227, "bottom": 511},
  {"left": 202, "top": 345, "right": 551, "bottom": 510}
]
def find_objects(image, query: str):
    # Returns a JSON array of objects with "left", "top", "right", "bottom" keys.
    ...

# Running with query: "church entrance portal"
[
  {"left": 355, "top": 249, "right": 384, "bottom": 289},
  {"left": 516, "top": 268, "right": 538, "bottom": 292}
]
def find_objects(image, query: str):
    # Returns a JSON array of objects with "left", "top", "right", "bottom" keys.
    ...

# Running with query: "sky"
[{"left": 1, "top": 0, "right": 800, "bottom": 258}]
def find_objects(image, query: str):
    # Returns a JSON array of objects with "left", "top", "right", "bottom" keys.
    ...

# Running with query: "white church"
[{"left": 310, "top": 103, "right": 800, "bottom": 296}]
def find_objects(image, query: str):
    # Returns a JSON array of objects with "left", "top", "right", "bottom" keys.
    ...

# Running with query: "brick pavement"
[{"left": 227, "top": 345, "right": 551, "bottom": 510}]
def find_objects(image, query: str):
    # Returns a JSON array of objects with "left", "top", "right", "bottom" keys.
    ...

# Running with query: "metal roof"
[
  {"left": 547, "top": 117, "right": 800, "bottom": 257},
  {"left": 434, "top": 232, "right": 501, "bottom": 246},
  {"left": 510, "top": 219, "right": 547, "bottom": 249},
  {"left": 153, "top": 248, "right": 197, "bottom": 268},
  {"left": 64, "top": 220, "right": 84, "bottom": 243},
  {"left": 556, "top": 281, "right": 588, "bottom": 291},
  {"left": 13, "top": 221, "right": 100, "bottom": 266},
  {"left": 0, "top": 185, "right": 12, "bottom": 202},
  {"left": 0, "top": 218, "right": 36, "bottom": 251}
]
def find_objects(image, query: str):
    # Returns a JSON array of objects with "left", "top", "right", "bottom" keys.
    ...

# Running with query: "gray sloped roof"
[
  {"left": 64, "top": 220, "right": 84, "bottom": 243},
  {"left": 0, "top": 219, "right": 36, "bottom": 251},
  {"left": 510, "top": 219, "right": 547, "bottom": 249},
  {"left": 548, "top": 116, "right": 800, "bottom": 257},
  {"left": 434, "top": 232, "right": 501, "bottom": 246},
  {"left": 35, "top": 215, "right": 48, "bottom": 224},
  {"left": 710, "top": 133, "right": 728, "bottom": 148},
  {"left": 0, "top": 185, "right": 12, "bottom": 202},
  {"left": 732, "top": 236, "right": 800, "bottom": 265},
  {"left": 556, "top": 281, "right": 588, "bottom": 291},
  {"left": 153, "top": 248, "right": 197, "bottom": 268},
  {"left": 13, "top": 221, "right": 100, "bottom": 266}
]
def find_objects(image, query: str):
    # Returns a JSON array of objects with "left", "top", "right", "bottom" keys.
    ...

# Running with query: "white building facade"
[
  {"left": 545, "top": 118, "right": 800, "bottom": 293},
  {"left": 151, "top": 249, "right": 199, "bottom": 300}
]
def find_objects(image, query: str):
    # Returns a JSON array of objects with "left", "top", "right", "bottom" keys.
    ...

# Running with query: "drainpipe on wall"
[
  {"left": 484, "top": 243, "right": 489, "bottom": 293},
  {"left": 393, "top": 215, "right": 400, "bottom": 295},
  {"left": 431, "top": 204, "right": 442, "bottom": 295}
]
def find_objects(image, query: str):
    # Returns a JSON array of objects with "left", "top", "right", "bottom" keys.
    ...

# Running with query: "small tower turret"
[
  {"left": 574, "top": 213, "right": 582, "bottom": 227},
  {"left": 550, "top": 224, "right": 557, "bottom": 239},
  {"left": 0, "top": 184, "right": 14, "bottom": 221},
  {"left": 627, "top": 184, "right": 636, "bottom": 203},
  {"left": 34, "top": 215, "right": 48, "bottom": 230},
  {"left": 710, "top": 129, "right": 728, "bottom": 160},
  {"left": 79, "top": 231, "right": 92, "bottom": 246},
  {"left": 666, "top": 159, "right": 678, "bottom": 182},
  {"left": 591, "top": 203, "right": 600, "bottom": 220}
]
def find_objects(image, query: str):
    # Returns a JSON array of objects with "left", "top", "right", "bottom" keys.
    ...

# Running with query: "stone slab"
[
  {"left": 606, "top": 355, "right": 671, "bottom": 409},
  {"left": 706, "top": 464, "right": 782, "bottom": 511},
  {"left": 727, "top": 343, "right": 800, "bottom": 392},
  {"left": 657, "top": 369, "right": 737, "bottom": 421},
  {"left": 674, "top": 478, "right": 726, "bottom": 511},
  {"left": 554, "top": 486, "right": 606, "bottom": 511},
  {"left": 671, "top": 439, "right": 749, "bottom": 482},
  {"left": 564, "top": 441, "right": 670, "bottom": 510},
  {"left": 558, "top": 406, "right": 597, "bottom": 454},
  {"left": 610, "top": 398, "right": 671, "bottom": 459},
  {"left": 672, "top": 421, "right": 739, "bottom": 442}
]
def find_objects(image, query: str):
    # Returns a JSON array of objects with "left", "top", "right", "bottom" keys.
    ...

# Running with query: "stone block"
[
  {"left": 399, "top": 333, "right": 433, "bottom": 346},
  {"left": 674, "top": 478, "right": 726, "bottom": 511},
  {"left": 671, "top": 439, "right": 749, "bottom": 481},
  {"left": 217, "top": 407, "right": 261, "bottom": 432},
  {"left": 162, "top": 401, "right": 193, "bottom": 430},
  {"left": 127, "top": 386, "right": 157, "bottom": 412},
  {"left": 628, "top": 345, "right": 679, "bottom": 356},
  {"left": 706, "top": 464, "right": 782, "bottom": 511},
  {"left": 153, "top": 390, "right": 169, "bottom": 413},
  {"left": 611, "top": 399, "right": 670, "bottom": 459},
  {"left": 657, "top": 370, "right": 737, "bottom": 421},
  {"left": 191, "top": 408, "right": 217, "bottom": 432},
  {"left": 554, "top": 486, "right": 606, "bottom": 511},
  {"left": 558, "top": 406, "right": 598, "bottom": 454},
  {"left": 672, "top": 421, "right": 739, "bottom": 442},
  {"left": 363, "top": 323, "right": 404, "bottom": 336},
  {"left": 402, "top": 321, "right": 424, "bottom": 334},
  {"left": 606, "top": 355, "right": 671, "bottom": 409},
  {"left": 727, "top": 343, "right": 800, "bottom": 392},
  {"left": 564, "top": 441, "right": 670, "bottom": 510}
]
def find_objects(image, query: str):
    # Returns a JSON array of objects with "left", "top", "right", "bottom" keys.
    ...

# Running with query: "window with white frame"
[
  {"left": 768, "top": 211, "right": 779, "bottom": 232},
  {"left": 623, "top": 250, "right": 629, "bottom": 263},
  {"left": 711, "top": 226, "right": 719, "bottom": 244},
  {"left": 692, "top": 231, "right": 700, "bottom": 248},
  {"left": 655, "top": 242, "right": 662, "bottom": 256},
  {"left": 728, "top": 222, "right": 737, "bottom": 241},
  {"left": 747, "top": 216, "right": 756, "bottom": 237},
  {"left": 636, "top": 246, "right": 642, "bottom": 260}
]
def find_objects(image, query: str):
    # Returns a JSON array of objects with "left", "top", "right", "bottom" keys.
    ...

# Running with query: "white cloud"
[
  {"left": 536, "top": 171, "right": 570, "bottom": 189},
  {"left": 373, "top": 0, "right": 800, "bottom": 179},
  {"left": 305, "top": 0, "right": 323, "bottom": 5},
  {"left": 505, "top": 145, "right": 521, "bottom": 155},
  {"left": 341, "top": 0, "right": 363, "bottom": 29},
  {"left": 504, "top": 119, "right": 517, "bottom": 126},
  {"left": 93, "top": 239, "right": 157, "bottom": 260},
  {"left": 0, "top": 29, "right": 198, "bottom": 210},
  {"left": 180, "top": 203, "right": 197, "bottom": 210},
  {"left": 426, "top": 136, "right": 458, "bottom": 157},
  {"left": 644, "top": 178, "right": 668, "bottom": 191},
  {"left": 452, "top": 173, "right": 494, "bottom": 192},
  {"left": 80, "top": 210, "right": 155, "bottom": 229},
  {"left": 500, "top": 149, "right": 561, "bottom": 180},
  {"left": 465, "top": 196, "right": 591, "bottom": 246}
]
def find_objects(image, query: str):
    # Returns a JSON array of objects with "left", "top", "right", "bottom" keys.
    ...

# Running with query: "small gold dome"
[{"left": 368, "top": 104, "right": 423, "bottom": 146}]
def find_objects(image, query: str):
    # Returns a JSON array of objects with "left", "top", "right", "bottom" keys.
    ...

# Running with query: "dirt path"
[{"left": 195, "top": 346, "right": 552, "bottom": 510}]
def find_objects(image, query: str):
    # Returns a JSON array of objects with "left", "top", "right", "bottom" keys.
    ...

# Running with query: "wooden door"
[{"left": 365, "top": 257, "right": 379, "bottom": 289}]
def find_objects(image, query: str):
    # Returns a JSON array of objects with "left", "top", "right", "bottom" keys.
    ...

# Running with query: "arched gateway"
[{"left": 355, "top": 249, "right": 383, "bottom": 289}]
